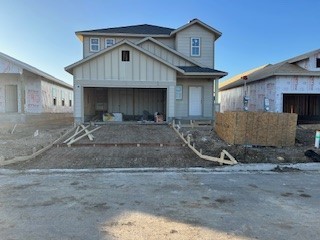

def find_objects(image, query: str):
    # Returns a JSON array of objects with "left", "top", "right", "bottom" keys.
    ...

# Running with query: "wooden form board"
[
  {"left": 172, "top": 121, "right": 237, "bottom": 165},
  {"left": 215, "top": 111, "right": 298, "bottom": 147}
]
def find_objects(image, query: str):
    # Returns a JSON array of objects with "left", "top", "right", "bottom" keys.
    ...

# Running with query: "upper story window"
[
  {"left": 191, "top": 37, "right": 201, "bottom": 57},
  {"left": 90, "top": 38, "right": 100, "bottom": 52},
  {"left": 122, "top": 50, "right": 130, "bottom": 62},
  {"left": 316, "top": 58, "right": 320, "bottom": 68},
  {"left": 105, "top": 38, "right": 115, "bottom": 48}
]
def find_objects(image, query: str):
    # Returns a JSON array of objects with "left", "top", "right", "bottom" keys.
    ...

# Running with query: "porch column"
[
  {"left": 74, "top": 83, "right": 83, "bottom": 123},
  {"left": 213, "top": 78, "right": 220, "bottom": 121},
  {"left": 167, "top": 85, "right": 175, "bottom": 122}
]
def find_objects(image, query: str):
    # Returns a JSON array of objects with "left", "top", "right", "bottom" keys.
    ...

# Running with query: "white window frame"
[
  {"left": 90, "top": 37, "right": 100, "bottom": 52},
  {"left": 105, "top": 38, "right": 115, "bottom": 48},
  {"left": 176, "top": 85, "right": 183, "bottom": 100},
  {"left": 191, "top": 37, "right": 201, "bottom": 57}
]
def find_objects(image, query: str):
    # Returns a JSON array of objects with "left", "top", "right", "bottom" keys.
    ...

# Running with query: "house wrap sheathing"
[
  {"left": 219, "top": 49, "right": 320, "bottom": 123},
  {"left": 0, "top": 52, "right": 73, "bottom": 125}
]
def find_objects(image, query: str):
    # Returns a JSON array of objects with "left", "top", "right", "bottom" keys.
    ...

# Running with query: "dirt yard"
[{"left": 0, "top": 122, "right": 319, "bottom": 169}]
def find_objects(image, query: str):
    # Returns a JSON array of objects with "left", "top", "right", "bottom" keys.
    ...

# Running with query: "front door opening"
[{"left": 189, "top": 86, "right": 202, "bottom": 116}]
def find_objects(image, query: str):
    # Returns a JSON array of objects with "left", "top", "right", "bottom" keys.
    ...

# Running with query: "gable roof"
[
  {"left": 287, "top": 48, "right": 320, "bottom": 64},
  {"left": 219, "top": 49, "right": 320, "bottom": 91},
  {"left": 136, "top": 37, "right": 206, "bottom": 68},
  {"left": 65, "top": 39, "right": 185, "bottom": 74},
  {"left": 137, "top": 37, "right": 226, "bottom": 77},
  {"left": 0, "top": 52, "right": 72, "bottom": 89},
  {"left": 65, "top": 39, "right": 226, "bottom": 78},
  {"left": 170, "top": 18, "right": 222, "bottom": 39}
]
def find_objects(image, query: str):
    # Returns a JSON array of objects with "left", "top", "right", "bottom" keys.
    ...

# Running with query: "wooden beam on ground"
[
  {"left": 67, "top": 126, "right": 101, "bottom": 147},
  {"left": 80, "top": 124, "right": 94, "bottom": 141},
  {"left": 63, "top": 125, "right": 90, "bottom": 144}
]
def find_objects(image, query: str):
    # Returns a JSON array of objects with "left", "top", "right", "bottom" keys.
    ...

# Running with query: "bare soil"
[{"left": 0, "top": 122, "right": 318, "bottom": 169}]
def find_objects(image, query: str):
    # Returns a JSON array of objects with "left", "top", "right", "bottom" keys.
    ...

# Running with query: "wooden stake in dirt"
[{"left": 11, "top": 124, "right": 17, "bottom": 134}]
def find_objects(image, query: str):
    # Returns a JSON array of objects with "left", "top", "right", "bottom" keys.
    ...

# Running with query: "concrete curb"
[
  {"left": 0, "top": 163, "right": 319, "bottom": 175},
  {"left": 0, "top": 126, "right": 76, "bottom": 167}
]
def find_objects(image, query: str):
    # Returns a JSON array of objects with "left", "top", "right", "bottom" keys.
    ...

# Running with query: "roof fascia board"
[
  {"left": 76, "top": 32, "right": 171, "bottom": 39},
  {"left": 219, "top": 64, "right": 269, "bottom": 90},
  {"left": 287, "top": 49, "right": 320, "bottom": 64},
  {"left": 0, "top": 52, "right": 72, "bottom": 89},
  {"left": 170, "top": 19, "right": 222, "bottom": 39},
  {"left": 65, "top": 39, "right": 185, "bottom": 74},
  {"left": 182, "top": 72, "right": 227, "bottom": 77}
]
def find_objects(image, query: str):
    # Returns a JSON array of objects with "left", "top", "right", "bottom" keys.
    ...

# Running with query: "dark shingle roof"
[
  {"left": 178, "top": 66, "right": 226, "bottom": 74},
  {"left": 79, "top": 24, "right": 174, "bottom": 35}
]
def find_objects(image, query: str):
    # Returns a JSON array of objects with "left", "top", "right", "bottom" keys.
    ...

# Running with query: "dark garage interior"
[
  {"left": 83, "top": 87, "right": 167, "bottom": 122},
  {"left": 283, "top": 94, "right": 320, "bottom": 123}
]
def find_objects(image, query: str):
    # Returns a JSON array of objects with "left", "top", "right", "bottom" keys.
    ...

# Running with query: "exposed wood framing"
[
  {"left": 172, "top": 120, "right": 237, "bottom": 165},
  {"left": 64, "top": 125, "right": 101, "bottom": 147},
  {"left": 63, "top": 125, "right": 90, "bottom": 144},
  {"left": 81, "top": 124, "right": 94, "bottom": 141}
]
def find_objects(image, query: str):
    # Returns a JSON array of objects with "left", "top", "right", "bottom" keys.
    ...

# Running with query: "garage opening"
[
  {"left": 283, "top": 94, "right": 320, "bottom": 123},
  {"left": 83, "top": 87, "right": 167, "bottom": 122}
]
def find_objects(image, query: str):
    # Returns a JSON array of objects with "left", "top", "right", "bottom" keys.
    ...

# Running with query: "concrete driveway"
[{"left": 0, "top": 169, "right": 319, "bottom": 240}]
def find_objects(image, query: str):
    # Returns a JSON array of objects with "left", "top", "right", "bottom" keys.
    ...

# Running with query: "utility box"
[{"left": 215, "top": 111, "right": 298, "bottom": 147}]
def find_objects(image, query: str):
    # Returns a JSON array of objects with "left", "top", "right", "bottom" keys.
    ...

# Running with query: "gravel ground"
[
  {"left": 0, "top": 123, "right": 72, "bottom": 161},
  {"left": 1, "top": 122, "right": 319, "bottom": 169}
]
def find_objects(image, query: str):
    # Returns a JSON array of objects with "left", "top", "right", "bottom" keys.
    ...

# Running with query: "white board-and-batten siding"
[
  {"left": 175, "top": 24, "right": 215, "bottom": 68},
  {"left": 83, "top": 36, "right": 175, "bottom": 58},
  {"left": 74, "top": 45, "right": 176, "bottom": 84},
  {"left": 139, "top": 41, "right": 194, "bottom": 67}
]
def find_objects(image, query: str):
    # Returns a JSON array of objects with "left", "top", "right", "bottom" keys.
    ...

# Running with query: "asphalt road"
[{"left": 0, "top": 169, "right": 319, "bottom": 240}]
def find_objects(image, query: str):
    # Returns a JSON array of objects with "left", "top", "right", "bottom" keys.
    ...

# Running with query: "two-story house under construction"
[{"left": 66, "top": 19, "right": 227, "bottom": 123}]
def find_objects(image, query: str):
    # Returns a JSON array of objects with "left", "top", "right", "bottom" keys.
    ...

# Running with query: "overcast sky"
[{"left": 1, "top": 0, "right": 319, "bottom": 85}]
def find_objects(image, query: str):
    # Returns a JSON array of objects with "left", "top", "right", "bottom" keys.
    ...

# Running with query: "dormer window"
[
  {"left": 90, "top": 38, "right": 100, "bottom": 52},
  {"left": 316, "top": 58, "right": 320, "bottom": 68},
  {"left": 191, "top": 37, "right": 201, "bottom": 57},
  {"left": 105, "top": 38, "right": 115, "bottom": 48}
]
